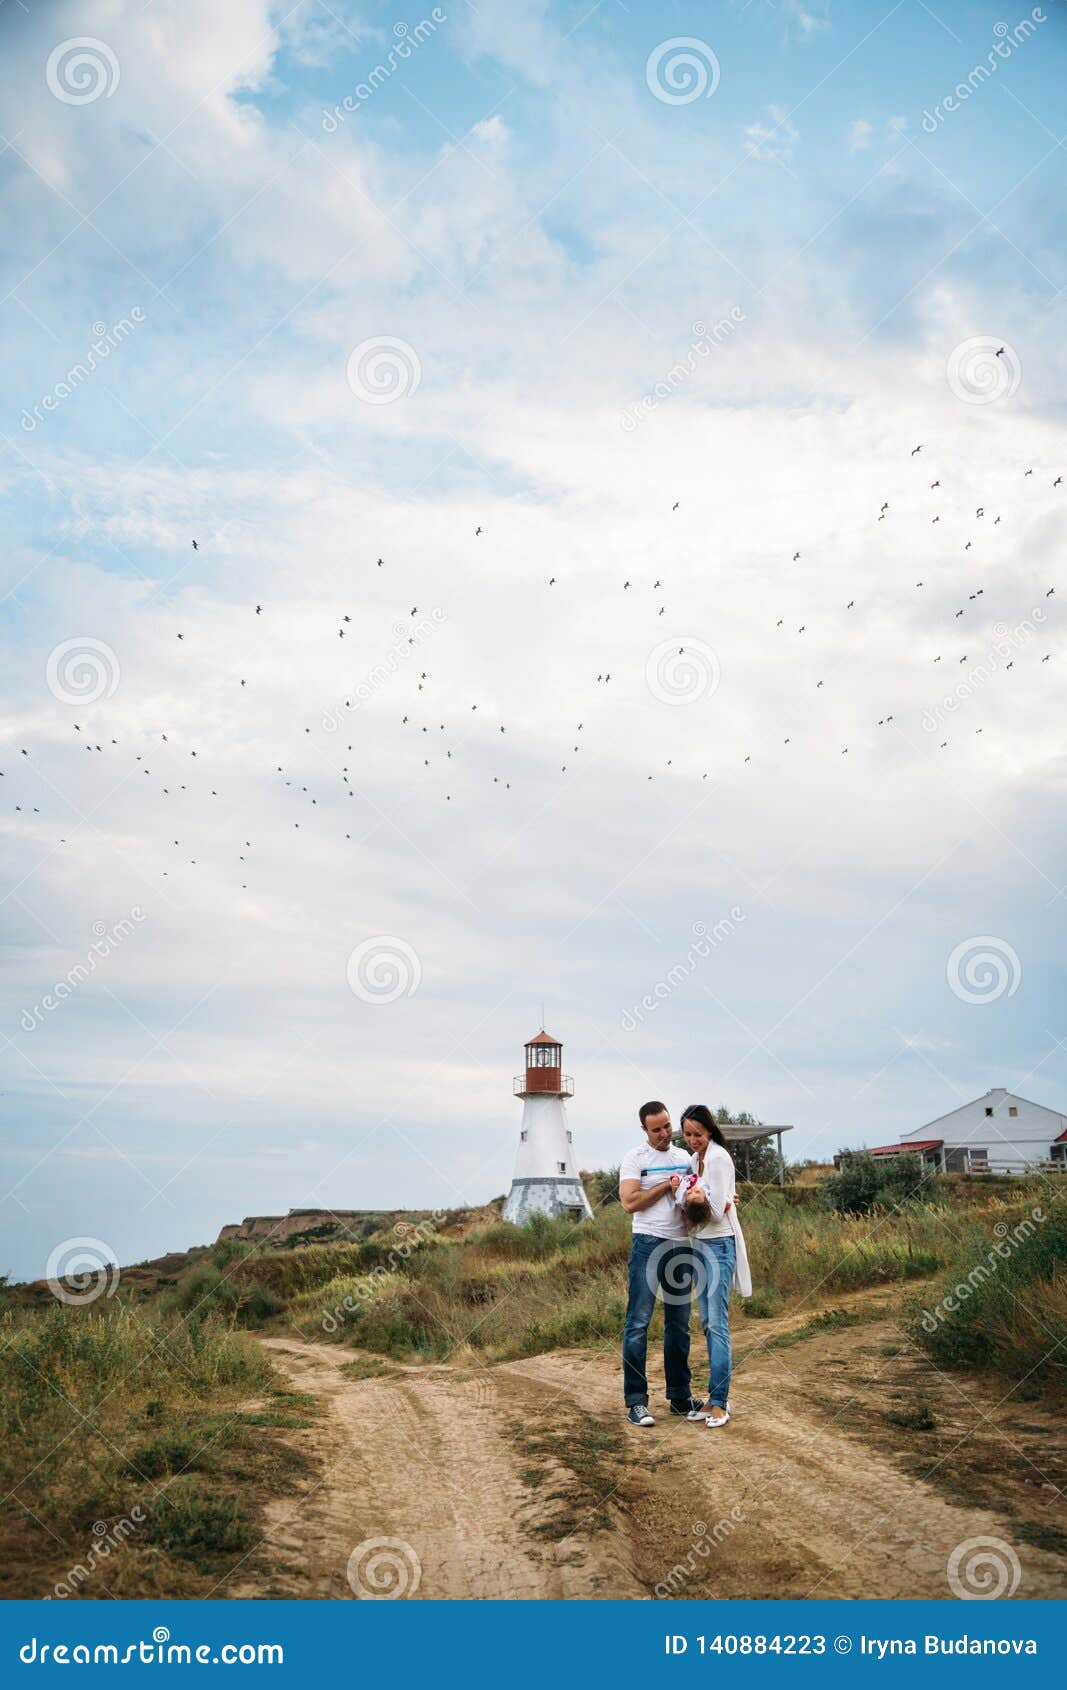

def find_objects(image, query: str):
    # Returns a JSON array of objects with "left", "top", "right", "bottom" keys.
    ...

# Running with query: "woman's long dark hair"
[{"left": 680, "top": 1104, "right": 730, "bottom": 1155}]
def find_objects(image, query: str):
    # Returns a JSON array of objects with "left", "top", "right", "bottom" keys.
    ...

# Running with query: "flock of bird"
[{"left": 2, "top": 446, "right": 1062, "bottom": 890}]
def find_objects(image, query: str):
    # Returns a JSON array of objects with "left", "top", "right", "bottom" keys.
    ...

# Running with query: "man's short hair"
[{"left": 639, "top": 1100, "right": 668, "bottom": 1128}]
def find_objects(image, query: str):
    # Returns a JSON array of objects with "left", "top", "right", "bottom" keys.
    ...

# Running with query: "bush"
[
  {"left": 910, "top": 1206, "right": 1067, "bottom": 1393},
  {"left": 164, "top": 1264, "right": 283, "bottom": 1324},
  {"left": 820, "top": 1151, "right": 927, "bottom": 1215},
  {"left": 583, "top": 1166, "right": 620, "bottom": 1209}
]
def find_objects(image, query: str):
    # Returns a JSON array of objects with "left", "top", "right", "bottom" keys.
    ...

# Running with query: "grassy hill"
[{"left": 2, "top": 1169, "right": 1062, "bottom": 1597}]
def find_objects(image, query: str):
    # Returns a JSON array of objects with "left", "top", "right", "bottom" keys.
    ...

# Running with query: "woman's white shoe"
[{"left": 705, "top": 1407, "right": 731, "bottom": 1428}]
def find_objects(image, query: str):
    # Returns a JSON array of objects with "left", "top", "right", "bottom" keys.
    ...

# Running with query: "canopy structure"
[{"left": 718, "top": 1123, "right": 794, "bottom": 1184}]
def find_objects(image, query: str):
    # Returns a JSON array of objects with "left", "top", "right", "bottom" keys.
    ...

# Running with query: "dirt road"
[{"left": 230, "top": 1295, "right": 1066, "bottom": 1601}]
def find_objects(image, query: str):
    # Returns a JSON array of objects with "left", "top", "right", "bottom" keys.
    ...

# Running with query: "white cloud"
[
  {"left": 744, "top": 104, "right": 799, "bottom": 165},
  {"left": 849, "top": 119, "right": 874, "bottom": 153}
]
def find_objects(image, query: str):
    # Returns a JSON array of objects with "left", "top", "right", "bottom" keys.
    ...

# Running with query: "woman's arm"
[{"left": 700, "top": 1152, "right": 733, "bottom": 1224}]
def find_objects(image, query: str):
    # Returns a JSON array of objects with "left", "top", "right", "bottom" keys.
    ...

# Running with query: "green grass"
[
  {"left": 0, "top": 1300, "right": 311, "bottom": 1598},
  {"left": 885, "top": 1403, "right": 938, "bottom": 1431},
  {"left": 760, "top": 1304, "right": 877, "bottom": 1351},
  {"left": 511, "top": 1413, "right": 630, "bottom": 1538},
  {"left": 188, "top": 1181, "right": 1058, "bottom": 1369},
  {"left": 909, "top": 1203, "right": 1067, "bottom": 1395}
]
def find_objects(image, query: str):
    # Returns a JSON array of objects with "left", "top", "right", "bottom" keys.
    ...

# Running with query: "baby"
[{"left": 673, "top": 1170, "right": 712, "bottom": 1230}]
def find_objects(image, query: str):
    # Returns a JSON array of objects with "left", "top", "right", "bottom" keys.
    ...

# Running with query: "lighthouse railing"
[{"left": 514, "top": 1073, "right": 574, "bottom": 1098}]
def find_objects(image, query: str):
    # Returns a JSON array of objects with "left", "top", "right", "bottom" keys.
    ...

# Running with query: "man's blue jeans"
[
  {"left": 695, "top": 1235, "right": 736, "bottom": 1408},
  {"left": 622, "top": 1234, "right": 694, "bottom": 1406}
]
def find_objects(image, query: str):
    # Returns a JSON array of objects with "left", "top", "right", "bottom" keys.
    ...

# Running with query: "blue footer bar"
[{"left": 1, "top": 1599, "right": 1061, "bottom": 1685}]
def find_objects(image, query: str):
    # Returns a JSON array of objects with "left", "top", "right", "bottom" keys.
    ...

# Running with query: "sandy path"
[
  {"left": 231, "top": 1311, "right": 1066, "bottom": 1601},
  {"left": 230, "top": 1339, "right": 644, "bottom": 1599}
]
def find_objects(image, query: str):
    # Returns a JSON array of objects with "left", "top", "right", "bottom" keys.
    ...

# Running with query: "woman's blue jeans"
[{"left": 695, "top": 1235, "right": 735, "bottom": 1408}]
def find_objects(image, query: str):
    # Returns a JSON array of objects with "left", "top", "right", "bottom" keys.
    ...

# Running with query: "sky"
[{"left": 2, "top": 0, "right": 1066, "bottom": 1282}]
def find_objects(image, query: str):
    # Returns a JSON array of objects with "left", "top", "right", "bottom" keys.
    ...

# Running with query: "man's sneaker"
[
  {"left": 670, "top": 1397, "right": 707, "bottom": 1421},
  {"left": 627, "top": 1403, "right": 655, "bottom": 1426}
]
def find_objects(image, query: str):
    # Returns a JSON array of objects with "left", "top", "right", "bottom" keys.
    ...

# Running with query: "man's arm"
[{"left": 620, "top": 1176, "right": 678, "bottom": 1214}]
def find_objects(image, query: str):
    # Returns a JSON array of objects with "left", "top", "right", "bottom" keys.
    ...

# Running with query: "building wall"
[
  {"left": 504, "top": 1094, "right": 592, "bottom": 1221},
  {"left": 508, "top": 1095, "right": 583, "bottom": 1182},
  {"left": 902, "top": 1089, "right": 1067, "bottom": 1170}
]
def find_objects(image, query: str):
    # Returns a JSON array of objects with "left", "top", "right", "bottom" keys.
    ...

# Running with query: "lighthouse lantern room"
[{"left": 502, "top": 1029, "right": 593, "bottom": 1225}]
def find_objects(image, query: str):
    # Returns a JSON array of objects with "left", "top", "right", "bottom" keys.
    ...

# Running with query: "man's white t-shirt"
[{"left": 619, "top": 1143, "right": 691, "bottom": 1240}]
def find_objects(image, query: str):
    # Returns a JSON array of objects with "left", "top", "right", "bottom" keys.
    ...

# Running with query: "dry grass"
[{"left": 0, "top": 1301, "right": 314, "bottom": 1598}]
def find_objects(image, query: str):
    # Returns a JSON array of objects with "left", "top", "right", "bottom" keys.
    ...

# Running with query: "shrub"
[
  {"left": 164, "top": 1264, "right": 282, "bottom": 1324},
  {"left": 910, "top": 1206, "right": 1067, "bottom": 1393},
  {"left": 820, "top": 1151, "right": 927, "bottom": 1215},
  {"left": 583, "top": 1166, "right": 620, "bottom": 1209}
]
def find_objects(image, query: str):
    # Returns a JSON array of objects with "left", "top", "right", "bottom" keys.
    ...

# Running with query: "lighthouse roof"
[{"left": 526, "top": 1028, "right": 561, "bottom": 1046}]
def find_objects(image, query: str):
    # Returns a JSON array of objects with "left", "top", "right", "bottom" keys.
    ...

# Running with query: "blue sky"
[{"left": 2, "top": 0, "right": 1066, "bottom": 1281}]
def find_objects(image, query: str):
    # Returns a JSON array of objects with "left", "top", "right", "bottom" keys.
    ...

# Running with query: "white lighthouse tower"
[{"left": 502, "top": 1029, "right": 593, "bottom": 1225}]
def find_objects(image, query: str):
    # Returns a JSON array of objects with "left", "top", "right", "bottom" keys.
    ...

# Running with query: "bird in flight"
[
  {"left": 911, "top": 444, "right": 922, "bottom": 456},
  {"left": 192, "top": 539, "right": 199, "bottom": 550}
]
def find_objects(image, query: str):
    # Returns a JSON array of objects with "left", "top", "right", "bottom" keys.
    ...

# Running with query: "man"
[{"left": 619, "top": 1101, "right": 706, "bottom": 1426}]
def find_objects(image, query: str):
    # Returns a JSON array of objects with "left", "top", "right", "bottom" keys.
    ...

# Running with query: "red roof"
[
  {"left": 526, "top": 1029, "right": 561, "bottom": 1046},
  {"left": 867, "top": 1139, "right": 943, "bottom": 1156},
  {"left": 1055, "top": 1128, "right": 1067, "bottom": 1144}
]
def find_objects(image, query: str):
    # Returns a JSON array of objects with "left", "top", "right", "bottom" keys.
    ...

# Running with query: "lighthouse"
[{"left": 502, "top": 1029, "right": 593, "bottom": 1225}]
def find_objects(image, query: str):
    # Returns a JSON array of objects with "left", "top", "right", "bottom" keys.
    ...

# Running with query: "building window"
[
  {"left": 567, "top": 1131, "right": 572, "bottom": 1143},
  {"left": 558, "top": 1162, "right": 566, "bottom": 1174},
  {"left": 969, "top": 1149, "right": 989, "bottom": 1169},
  {"left": 984, "top": 1107, "right": 993, "bottom": 1117},
  {"left": 520, "top": 1130, "right": 528, "bottom": 1142},
  {"left": 1009, "top": 1106, "right": 1018, "bottom": 1117}
]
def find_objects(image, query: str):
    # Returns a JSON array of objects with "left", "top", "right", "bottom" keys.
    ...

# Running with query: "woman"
[{"left": 676, "top": 1105, "right": 751, "bottom": 1428}]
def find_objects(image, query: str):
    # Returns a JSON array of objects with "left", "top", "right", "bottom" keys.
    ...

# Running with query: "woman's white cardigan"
[{"left": 675, "top": 1143, "right": 752, "bottom": 1298}]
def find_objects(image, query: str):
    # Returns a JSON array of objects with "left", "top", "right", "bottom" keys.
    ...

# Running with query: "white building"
[
  {"left": 868, "top": 1088, "right": 1067, "bottom": 1174},
  {"left": 502, "top": 1029, "right": 593, "bottom": 1224}
]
